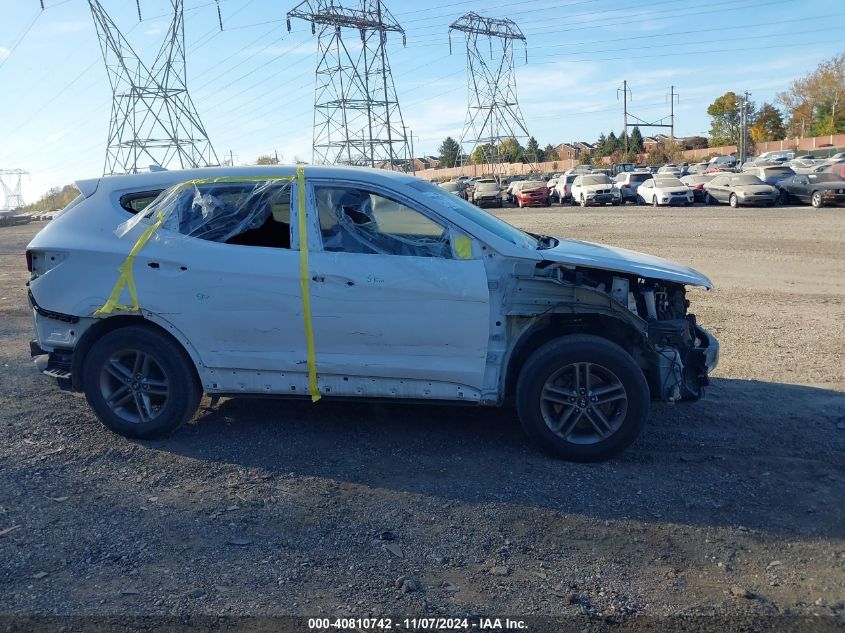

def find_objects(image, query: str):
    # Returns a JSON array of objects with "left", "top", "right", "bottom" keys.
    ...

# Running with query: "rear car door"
[
  {"left": 303, "top": 180, "right": 490, "bottom": 395},
  {"left": 130, "top": 180, "right": 306, "bottom": 373}
]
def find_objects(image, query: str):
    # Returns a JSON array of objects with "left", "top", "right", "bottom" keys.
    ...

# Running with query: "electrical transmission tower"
[
  {"left": 88, "top": 0, "right": 219, "bottom": 175},
  {"left": 0, "top": 169, "right": 29, "bottom": 210},
  {"left": 287, "top": 0, "right": 411, "bottom": 170},
  {"left": 449, "top": 12, "right": 531, "bottom": 181}
]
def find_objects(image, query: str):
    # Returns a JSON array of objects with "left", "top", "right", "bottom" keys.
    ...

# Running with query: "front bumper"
[
  {"left": 586, "top": 194, "right": 618, "bottom": 204},
  {"left": 821, "top": 191, "right": 845, "bottom": 205},
  {"left": 737, "top": 193, "right": 777, "bottom": 205}
]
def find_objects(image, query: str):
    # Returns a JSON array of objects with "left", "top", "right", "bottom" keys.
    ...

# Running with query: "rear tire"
[
  {"left": 516, "top": 335, "right": 650, "bottom": 462},
  {"left": 704, "top": 192, "right": 714, "bottom": 205},
  {"left": 82, "top": 325, "right": 202, "bottom": 439}
]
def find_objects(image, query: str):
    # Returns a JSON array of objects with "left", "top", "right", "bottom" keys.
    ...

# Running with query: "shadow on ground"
[{"left": 151, "top": 377, "right": 845, "bottom": 538}]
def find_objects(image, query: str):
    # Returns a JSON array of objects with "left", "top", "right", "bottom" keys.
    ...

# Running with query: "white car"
[
  {"left": 637, "top": 176, "right": 694, "bottom": 206},
  {"left": 553, "top": 174, "right": 578, "bottom": 203},
  {"left": 570, "top": 174, "right": 622, "bottom": 207},
  {"left": 27, "top": 166, "right": 718, "bottom": 462}
]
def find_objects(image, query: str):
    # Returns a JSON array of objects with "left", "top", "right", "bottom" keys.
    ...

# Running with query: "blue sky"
[{"left": 1, "top": 0, "right": 843, "bottom": 202}]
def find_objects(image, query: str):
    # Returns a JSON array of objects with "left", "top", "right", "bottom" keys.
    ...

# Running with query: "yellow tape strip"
[
  {"left": 93, "top": 211, "right": 165, "bottom": 316},
  {"left": 297, "top": 166, "right": 321, "bottom": 402}
]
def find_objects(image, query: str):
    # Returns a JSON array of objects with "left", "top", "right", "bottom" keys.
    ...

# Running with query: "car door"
[
  {"left": 302, "top": 180, "right": 490, "bottom": 395},
  {"left": 131, "top": 180, "right": 306, "bottom": 373},
  {"left": 794, "top": 176, "right": 810, "bottom": 201},
  {"left": 708, "top": 176, "right": 728, "bottom": 202}
]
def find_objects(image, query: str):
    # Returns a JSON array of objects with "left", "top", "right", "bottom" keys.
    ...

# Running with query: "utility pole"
[
  {"left": 287, "top": 0, "right": 412, "bottom": 171},
  {"left": 617, "top": 80, "right": 631, "bottom": 155},
  {"left": 739, "top": 91, "right": 751, "bottom": 164},
  {"left": 668, "top": 85, "right": 679, "bottom": 142}
]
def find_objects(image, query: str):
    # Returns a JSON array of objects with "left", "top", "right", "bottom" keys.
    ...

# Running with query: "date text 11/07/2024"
[{"left": 307, "top": 618, "right": 529, "bottom": 630}]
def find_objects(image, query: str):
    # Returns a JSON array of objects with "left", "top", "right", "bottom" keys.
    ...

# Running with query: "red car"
[{"left": 514, "top": 180, "right": 550, "bottom": 207}]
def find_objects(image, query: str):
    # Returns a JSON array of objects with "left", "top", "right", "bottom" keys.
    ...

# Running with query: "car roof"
[{"left": 75, "top": 165, "right": 419, "bottom": 198}]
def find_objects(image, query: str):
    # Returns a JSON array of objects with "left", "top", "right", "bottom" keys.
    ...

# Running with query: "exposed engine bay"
[{"left": 545, "top": 264, "right": 718, "bottom": 402}]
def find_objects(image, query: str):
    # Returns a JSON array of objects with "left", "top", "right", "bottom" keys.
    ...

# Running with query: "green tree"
[
  {"left": 438, "top": 136, "right": 461, "bottom": 168},
  {"left": 256, "top": 154, "right": 279, "bottom": 165},
  {"left": 579, "top": 151, "right": 593, "bottom": 166},
  {"left": 778, "top": 53, "right": 845, "bottom": 136},
  {"left": 543, "top": 144, "right": 558, "bottom": 161},
  {"left": 498, "top": 137, "right": 524, "bottom": 163},
  {"left": 630, "top": 126, "right": 643, "bottom": 153},
  {"left": 605, "top": 131, "right": 618, "bottom": 155},
  {"left": 595, "top": 133, "right": 607, "bottom": 156},
  {"left": 707, "top": 92, "right": 755, "bottom": 146},
  {"left": 472, "top": 143, "right": 494, "bottom": 165},
  {"left": 750, "top": 103, "right": 786, "bottom": 142},
  {"left": 525, "top": 136, "right": 542, "bottom": 163}
]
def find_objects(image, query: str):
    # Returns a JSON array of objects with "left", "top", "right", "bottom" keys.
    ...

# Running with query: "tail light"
[
  {"left": 26, "top": 250, "right": 33, "bottom": 273},
  {"left": 622, "top": 183, "right": 631, "bottom": 189},
  {"left": 695, "top": 184, "right": 704, "bottom": 189}
]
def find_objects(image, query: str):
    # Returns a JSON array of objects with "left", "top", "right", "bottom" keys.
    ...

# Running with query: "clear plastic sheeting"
[
  {"left": 315, "top": 185, "right": 451, "bottom": 258},
  {"left": 115, "top": 177, "right": 294, "bottom": 244}
]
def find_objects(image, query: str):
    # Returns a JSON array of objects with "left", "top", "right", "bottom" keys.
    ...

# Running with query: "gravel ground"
[{"left": 0, "top": 204, "right": 844, "bottom": 630}]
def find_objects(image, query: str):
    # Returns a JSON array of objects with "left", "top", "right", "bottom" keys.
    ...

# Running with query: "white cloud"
[{"left": 0, "top": 47, "right": 10, "bottom": 60}]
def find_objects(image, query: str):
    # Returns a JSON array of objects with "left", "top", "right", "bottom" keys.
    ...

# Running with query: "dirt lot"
[{"left": 1, "top": 204, "right": 844, "bottom": 629}]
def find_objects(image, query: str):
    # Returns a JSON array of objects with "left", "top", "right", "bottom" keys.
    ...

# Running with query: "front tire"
[
  {"left": 729, "top": 193, "right": 739, "bottom": 208},
  {"left": 82, "top": 325, "right": 202, "bottom": 439},
  {"left": 516, "top": 335, "right": 650, "bottom": 462},
  {"left": 811, "top": 191, "right": 823, "bottom": 208},
  {"left": 652, "top": 195, "right": 658, "bottom": 207},
  {"left": 580, "top": 195, "right": 587, "bottom": 207}
]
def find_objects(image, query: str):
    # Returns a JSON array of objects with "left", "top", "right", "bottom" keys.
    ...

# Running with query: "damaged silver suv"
[{"left": 26, "top": 166, "right": 718, "bottom": 461}]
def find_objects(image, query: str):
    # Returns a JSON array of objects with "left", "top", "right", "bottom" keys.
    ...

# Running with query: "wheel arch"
[
  {"left": 503, "top": 313, "right": 646, "bottom": 404},
  {"left": 70, "top": 314, "right": 203, "bottom": 393}
]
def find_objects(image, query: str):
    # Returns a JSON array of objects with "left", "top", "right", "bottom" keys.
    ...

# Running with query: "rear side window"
[
  {"left": 119, "top": 190, "right": 165, "bottom": 214},
  {"left": 117, "top": 180, "right": 292, "bottom": 249}
]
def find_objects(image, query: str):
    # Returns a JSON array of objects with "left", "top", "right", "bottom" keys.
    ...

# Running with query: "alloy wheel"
[
  {"left": 540, "top": 362, "right": 627, "bottom": 445},
  {"left": 99, "top": 349, "right": 170, "bottom": 424}
]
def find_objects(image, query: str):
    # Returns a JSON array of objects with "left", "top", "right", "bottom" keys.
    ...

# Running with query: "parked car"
[
  {"left": 818, "top": 159, "right": 845, "bottom": 180},
  {"left": 708, "top": 155, "right": 737, "bottom": 169},
  {"left": 703, "top": 173, "right": 778, "bottom": 207},
  {"left": 546, "top": 178, "right": 558, "bottom": 201},
  {"left": 506, "top": 180, "right": 525, "bottom": 204},
  {"left": 553, "top": 174, "right": 578, "bottom": 204},
  {"left": 776, "top": 172, "right": 845, "bottom": 207},
  {"left": 439, "top": 180, "right": 467, "bottom": 200},
  {"left": 680, "top": 174, "right": 716, "bottom": 202},
  {"left": 637, "top": 176, "right": 694, "bottom": 206},
  {"left": 657, "top": 164, "right": 682, "bottom": 177},
  {"left": 514, "top": 180, "right": 551, "bottom": 208},
  {"left": 743, "top": 165, "right": 796, "bottom": 186},
  {"left": 472, "top": 180, "right": 502, "bottom": 207},
  {"left": 570, "top": 174, "right": 621, "bottom": 207},
  {"left": 614, "top": 171, "right": 653, "bottom": 204},
  {"left": 26, "top": 166, "right": 719, "bottom": 462},
  {"left": 687, "top": 163, "right": 709, "bottom": 175}
]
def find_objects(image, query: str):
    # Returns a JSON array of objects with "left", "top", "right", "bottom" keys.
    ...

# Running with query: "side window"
[
  {"left": 119, "top": 190, "right": 164, "bottom": 214},
  {"left": 314, "top": 185, "right": 451, "bottom": 258},
  {"left": 163, "top": 181, "right": 292, "bottom": 248}
]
